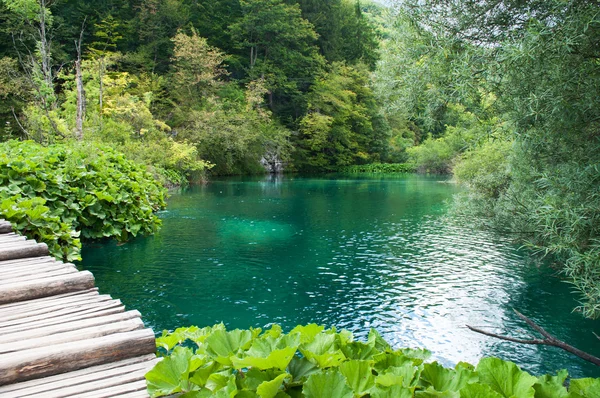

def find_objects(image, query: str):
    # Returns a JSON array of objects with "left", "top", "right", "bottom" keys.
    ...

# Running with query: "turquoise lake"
[{"left": 80, "top": 174, "right": 600, "bottom": 377}]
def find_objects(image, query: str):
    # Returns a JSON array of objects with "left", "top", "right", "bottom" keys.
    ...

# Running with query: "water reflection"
[{"left": 80, "top": 174, "right": 600, "bottom": 377}]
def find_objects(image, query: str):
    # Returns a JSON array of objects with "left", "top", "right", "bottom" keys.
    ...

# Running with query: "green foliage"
[
  {"left": 336, "top": 163, "right": 415, "bottom": 173},
  {"left": 0, "top": 140, "right": 167, "bottom": 260},
  {"left": 393, "top": 0, "right": 600, "bottom": 317},
  {"left": 177, "top": 82, "right": 291, "bottom": 176},
  {"left": 296, "top": 62, "right": 389, "bottom": 170},
  {"left": 453, "top": 140, "right": 512, "bottom": 199},
  {"left": 228, "top": 0, "right": 325, "bottom": 120},
  {"left": 146, "top": 324, "right": 600, "bottom": 398}
]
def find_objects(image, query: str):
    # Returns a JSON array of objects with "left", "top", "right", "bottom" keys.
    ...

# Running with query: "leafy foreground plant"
[
  {"left": 146, "top": 324, "right": 600, "bottom": 397},
  {"left": 0, "top": 140, "right": 167, "bottom": 261}
]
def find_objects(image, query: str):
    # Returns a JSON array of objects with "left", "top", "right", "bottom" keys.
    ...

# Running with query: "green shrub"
[
  {"left": 146, "top": 323, "right": 600, "bottom": 397},
  {"left": 453, "top": 140, "right": 513, "bottom": 199},
  {"left": 407, "top": 133, "right": 464, "bottom": 174},
  {"left": 336, "top": 163, "right": 416, "bottom": 173},
  {"left": 0, "top": 140, "right": 167, "bottom": 260}
]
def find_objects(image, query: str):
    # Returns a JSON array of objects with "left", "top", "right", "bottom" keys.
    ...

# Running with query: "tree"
[
  {"left": 296, "top": 62, "right": 389, "bottom": 169},
  {"left": 2, "top": 0, "right": 62, "bottom": 140},
  {"left": 394, "top": 0, "right": 600, "bottom": 317},
  {"left": 170, "top": 28, "right": 226, "bottom": 103},
  {"left": 228, "top": 0, "right": 325, "bottom": 120}
]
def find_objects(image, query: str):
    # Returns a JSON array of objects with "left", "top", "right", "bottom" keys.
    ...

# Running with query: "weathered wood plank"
[
  {"left": 0, "top": 291, "right": 105, "bottom": 314},
  {"left": 0, "top": 255, "right": 55, "bottom": 266},
  {"left": 0, "top": 288, "right": 98, "bottom": 310},
  {"left": 0, "top": 328, "right": 156, "bottom": 385},
  {"left": 0, "top": 270, "right": 95, "bottom": 304},
  {"left": 1, "top": 310, "right": 143, "bottom": 344},
  {"left": 0, "top": 303, "right": 125, "bottom": 334},
  {"left": 0, "top": 359, "right": 157, "bottom": 397},
  {"left": 0, "top": 258, "right": 57, "bottom": 272},
  {"left": 0, "top": 221, "right": 11, "bottom": 234},
  {"left": 0, "top": 354, "right": 156, "bottom": 394},
  {"left": 0, "top": 234, "right": 25, "bottom": 242},
  {"left": 0, "top": 263, "right": 76, "bottom": 280},
  {"left": 0, "top": 260, "right": 64, "bottom": 278},
  {"left": 0, "top": 239, "right": 37, "bottom": 248},
  {"left": 72, "top": 379, "right": 149, "bottom": 398},
  {"left": 0, "top": 298, "right": 122, "bottom": 328},
  {"left": 0, "top": 242, "right": 49, "bottom": 261},
  {"left": 0, "top": 267, "right": 79, "bottom": 286},
  {"left": 0, "top": 318, "right": 145, "bottom": 354},
  {"left": 0, "top": 294, "right": 113, "bottom": 322}
]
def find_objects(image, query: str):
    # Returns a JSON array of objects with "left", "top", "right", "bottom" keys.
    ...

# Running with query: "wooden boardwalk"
[{"left": 0, "top": 219, "right": 158, "bottom": 397}]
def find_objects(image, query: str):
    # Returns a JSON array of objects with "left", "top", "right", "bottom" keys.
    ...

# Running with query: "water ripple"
[{"left": 81, "top": 175, "right": 600, "bottom": 378}]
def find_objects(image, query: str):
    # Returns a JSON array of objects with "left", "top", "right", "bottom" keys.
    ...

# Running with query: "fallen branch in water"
[{"left": 467, "top": 309, "right": 600, "bottom": 367}]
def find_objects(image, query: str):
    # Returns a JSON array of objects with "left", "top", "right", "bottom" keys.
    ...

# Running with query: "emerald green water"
[{"left": 80, "top": 174, "right": 600, "bottom": 377}]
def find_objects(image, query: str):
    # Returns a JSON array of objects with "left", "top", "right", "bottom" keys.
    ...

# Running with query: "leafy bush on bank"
[
  {"left": 0, "top": 140, "right": 167, "bottom": 261},
  {"left": 146, "top": 324, "right": 599, "bottom": 397},
  {"left": 335, "top": 163, "right": 416, "bottom": 173}
]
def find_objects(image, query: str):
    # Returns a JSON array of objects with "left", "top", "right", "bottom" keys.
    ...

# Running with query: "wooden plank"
[
  {"left": 0, "top": 294, "right": 113, "bottom": 322},
  {"left": 0, "top": 259, "right": 61, "bottom": 274},
  {"left": 0, "top": 239, "right": 37, "bottom": 248},
  {"left": 0, "top": 234, "right": 25, "bottom": 242},
  {"left": 0, "top": 221, "right": 11, "bottom": 234},
  {"left": 0, "top": 355, "right": 157, "bottom": 394},
  {"left": 0, "top": 292, "right": 103, "bottom": 318},
  {"left": 0, "top": 306, "right": 129, "bottom": 336},
  {"left": 0, "top": 262, "right": 76, "bottom": 279},
  {"left": 0, "top": 267, "right": 79, "bottom": 286},
  {"left": 0, "top": 288, "right": 98, "bottom": 310},
  {"left": 107, "top": 391, "right": 151, "bottom": 398},
  {"left": 0, "top": 255, "right": 55, "bottom": 267},
  {"left": 1, "top": 359, "right": 158, "bottom": 397},
  {"left": 0, "top": 258, "right": 57, "bottom": 273},
  {"left": 71, "top": 379, "right": 149, "bottom": 398},
  {"left": 0, "top": 242, "right": 49, "bottom": 261},
  {"left": 0, "top": 328, "right": 156, "bottom": 385},
  {"left": 0, "top": 270, "right": 95, "bottom": 304},
  {"left": 0, "top": 300, "right": 124, "bottom": 331},
  {"left": 0, "top": 318, "right": 145, "bottom": 354},
  {"left": 1, "top": 310, "right": 143, "bottom": 344}
]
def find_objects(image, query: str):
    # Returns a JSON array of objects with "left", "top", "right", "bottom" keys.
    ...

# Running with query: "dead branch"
[{"left": 467, "top": 309, "right": 600, "bottom": 366}]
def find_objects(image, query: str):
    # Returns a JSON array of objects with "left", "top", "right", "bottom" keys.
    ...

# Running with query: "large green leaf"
[
  {"left": 420, "top": 361, "right": 476, "bottom": 392},
  {"left": 339, "top": 360, "right": 376, "bottom": 396},
  {"left": 533, "top": 370, "right": 568, "bottom": 398},
  {"left": 257, "top": 373, "right": 290, "bottom": 398},
  {"left": 569, "top": 378, "right": 600, "bottom": 398},
  {"left": 287, "top": 356, "right": 320, "bottom": 384},
  {"left": 475, "top": 357, "right": 537, "bottom": 398},
  {"left": 459, "top": 383, "right": 504, "bottom": 398},
  {"left": 416, "top": 388, "right": 460, "bottom": 398},
  {"left": 303, "top": 369, "right": 354, "bottom": 398},
  {"left": 145, "top": 346, "right": 200, "bottom": 397},
  {"left": 376, "top": 363, "right": 421, "bottom": 388},
  {"left": 232, "top": 346, "right": 297, "bottom": 370},
  {"left": 341, "top": 341, "right": 380, "bottom": 360},
  {"left": 371, "top": 385, "right": 415, "bottom": 398},
  {"left": 368, "top": 329, "right": 391, "bottom": 352},
  {"left": 290, "top": 324, "right": 325, "bottom": 343},
  {"left": 300, "top": 333, "right": 346, "bottom": 368},
  {"left": 205, "top": 329, "right": 254, "bottom": 365}
]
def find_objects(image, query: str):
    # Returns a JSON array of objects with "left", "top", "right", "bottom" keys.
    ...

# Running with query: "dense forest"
[{"left": 0, "top": 0, "right": 599, "bottom": 324}]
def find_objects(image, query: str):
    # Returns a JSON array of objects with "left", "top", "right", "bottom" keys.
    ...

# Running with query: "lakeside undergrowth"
[{"left": 145, "top": 324, "right": 600, "bottom": 397}]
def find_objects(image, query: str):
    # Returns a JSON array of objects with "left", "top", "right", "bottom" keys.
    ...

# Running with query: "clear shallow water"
[{"left": 80, "top": 174, "right": 600, "bottom": 377}]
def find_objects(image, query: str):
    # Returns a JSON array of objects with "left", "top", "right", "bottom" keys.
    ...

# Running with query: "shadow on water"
[{"left": 79, "top": 173, "right": 600, "bottom": 378}]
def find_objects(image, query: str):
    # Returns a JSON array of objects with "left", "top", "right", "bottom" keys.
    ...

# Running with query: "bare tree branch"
[{"left": 467, "top": 309, "right": 600, "bottom": 367}]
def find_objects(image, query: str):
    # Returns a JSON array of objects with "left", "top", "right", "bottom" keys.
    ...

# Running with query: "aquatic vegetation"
[{"left": 146, "top": 324, "right": 600, "bottom": 397}]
